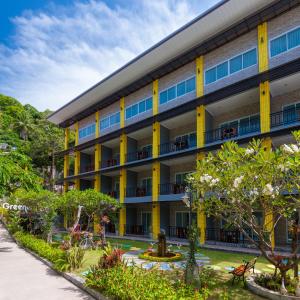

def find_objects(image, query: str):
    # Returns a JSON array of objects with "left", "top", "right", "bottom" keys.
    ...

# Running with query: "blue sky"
[{"left": 0, "top": 0, "right": 220, "bottom": 111}]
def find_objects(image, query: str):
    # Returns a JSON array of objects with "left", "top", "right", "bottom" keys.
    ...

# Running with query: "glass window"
[
  {"left": 177, "top": 81, "right": 185, "bottom": 97},
  {"left": 205, "top": 68, "right": 216, "bottom": 85},
  {"left": 243, "top": 48, "right": 257, "bottom": 68},
  {"left": 230, "top": 55, "right": 243, "bottom": 74},
  {"left": 186, "top": 77, "right": 196, "bottom": 93},
  {"left": 160, "top": 90, "right": 168, "bottom": 104},
  {"left": 126, "top": 107, "right": 132, "bottom": 119},
  {"left": 216, "top": 61, "right": 228, "bottom": 80},
  {"left": 115, "top": 112, "right": 120, "bottom": 124},
  {"left": 146, "top": 97, "right": 152, "bottom": 110},
  {"left": 167, "top": 86, "right": 176, "bottom": 101},
  {"left": 139, "top": 100, "right": 146, "bottom": 113},
  {"left": 100, "top": 118, "right": 109, "bottom": 130},
  {"left": 270, "top": 35, "right": 287, "bottom": 57},
  {"left": 131, "top": 103, "right": 138, "bottom": 117},
  {"left": 288, "top": 27, "right": 300, "bottom": 50},
  {"left": 110, "top": 114, "right": 116, "bottom": 126},
  {"left": 189, "top": 132, "right": 196, "bottom": 147}
]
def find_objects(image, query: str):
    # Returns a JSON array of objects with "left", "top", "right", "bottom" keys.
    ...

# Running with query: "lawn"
[{"left": 76, "top": 237, "right": 271, "bottom": 299}]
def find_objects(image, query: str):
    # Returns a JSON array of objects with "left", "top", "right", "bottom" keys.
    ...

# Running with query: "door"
[
  {"left": 141, "top": 212, "right": 152, "bottom": 234},
  {"left": 142, "top": 178, "right": 152, "bottom": 196}
]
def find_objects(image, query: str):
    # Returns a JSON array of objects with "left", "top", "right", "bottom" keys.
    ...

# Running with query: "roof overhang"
[{"left": 48, "top": 0, "right": 278, "bottom": 126}]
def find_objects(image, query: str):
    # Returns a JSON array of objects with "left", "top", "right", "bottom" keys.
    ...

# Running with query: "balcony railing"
[
  {"left": 101, "top": 157, "right": 120, "bottom": 168},
  {"left": 168, "top": 226, "right": 188, "bottom": 239},
  {"left": 160, "top": 183, "right": 186, "bottom": 195},
  {"left": 271, "top": 109, "right": 300, "bottom": 129},
  {"left": 81, "top": 164, "right": 95, "bottom": 173},
  {"left": 206, "top": 228, "right": 258, "bottom": 244},
  {"left": 160, "top": 140, "right": 196, "bottom": 155},
  {"left": 107, "top": 190, "right": 119, "bottom": 199},
  {"left": 126, "top": 186, "right": 152, "bottom": 197},
  {"left": 205, "top": 120, "right": 260, "bottom": 144},
  {"left": 126, "top": 148, "right": 152, "bottom": 163},
  {"left": 125, "top": 224, "right": 149, "bottom": 236}
]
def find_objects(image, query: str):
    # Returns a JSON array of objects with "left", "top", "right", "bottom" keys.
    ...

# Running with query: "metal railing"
[
  {"left": 159, "top": 140, "right": 196, "bottom": 155},
  {"left": 125, "top": 224, "right": 149, "bottom": 236},
  {"left": 101, "top": 157, "right": 120, "bottom": 168},
  {"left": 168, "top": 226, "right": 188, "bottom": 239},
  {"left": 159, "top": 183, "right": 186, "bottom": 195},
  {"left": 205, "top": 120, "right": 260, "bottom": 144},
  {"left": 271, "top": 108, "right": 300, "bottom": 128},
  {"left": 126, "top": 148, "right": 152, "bottom": 162},
  {"left": 126, "top": 186, "right": 152, "bottom": 197},
  {"left": 81, "top": 164, "right": 95, "bottom": 173}
]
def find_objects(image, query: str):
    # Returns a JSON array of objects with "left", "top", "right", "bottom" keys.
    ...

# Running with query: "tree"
[
  {"left": 13, "top": 109, "right": 35, "bottom": 141},
  {"left": 190, "top": 132, "right": 300, "bottom": 288}
]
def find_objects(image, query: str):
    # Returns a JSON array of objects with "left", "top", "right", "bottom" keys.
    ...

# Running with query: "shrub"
[
  {"left": 66, "top": 246, "right": 85, "bottom": 271},
  {"left": 86, "top": 263, "right": 206, "bottom": 299},
  {"left": 14, "top": 231, "right": 66, "bottom": 269},
  {"left": 98, "top": 243, "right": 124, "bottom": 269},
  {"left": 139, "top": 251, "right": 184, "bottom": 262}
]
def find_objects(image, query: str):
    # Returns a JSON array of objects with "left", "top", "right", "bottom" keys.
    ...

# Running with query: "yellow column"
[
  {"left": 64, "top": 128, "right": 69, "bottom": 150},
  {"left": 153, "top": 79, "right": 159, "bottom": 116},
  {"left": 63, "top": 214, "right": 68, "bottom": 229},
  {"left": 63, "top": 128, "right": 69, "bottom": 192},
  {"left": 120, "top": 133, "right": 127, "bottom": 165},
  {"left": 152, "top": 122, "right": 160, "bottom": 158},
  {"left": 196, "top": 105, "right": 205, "bottom": 148},
  {"left": 95, "top": 144, "right": 101, "bottom": 171},
  {"left": 74, "top": 122, "right": 79, "bottom": 146},
  {"left": 119, "top": 168, "right": 127, "bottom": 236},
  {"left": 74, "top": 151, "right": 80, "bottom": 189},
  {"left": 95, "top": 111, "right": 100, "bottom": 138},
  {"left": 258, "top": 22, "right": 269, "bottom": 73},
  {"left": 152, "top": 161, "right": 160, "bottom": 239},
  {"left": 120, "top": 97, "right": 125, "bottom": 129},
  {"left": 94, "top": 175, "right": 101, "bottom": 192},
  {"left": 196, "top": 56, "right": 204, "bottom": 98},
  {"left": 260, "top": 81, "right": 271, "bottom": 133}
]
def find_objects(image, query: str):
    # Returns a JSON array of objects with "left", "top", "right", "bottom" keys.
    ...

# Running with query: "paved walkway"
[{"left": 0, "top": 223, "right": 94, "bottom": 300}]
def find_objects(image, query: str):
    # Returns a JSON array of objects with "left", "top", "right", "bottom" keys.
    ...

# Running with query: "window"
[
  {"left": 175, "top": 172, "right": 190, "bottom": 185},
  {"left": 79, "top": 123, "right": 96, "bottom": 140},
  {"left": 159, "top": 76, "right": 196, "bottom": 105},
  {"left": 270, "top": 27, "right": 300, "bottom": 57},
  {"left": 125, "top": 97, "right": 153, "bottom": 120},
  {"left": 283, "top": 102, "right": 300, "bottom": 124},
  {"left": 205, "top": 48, "right": 257, "bottom": 85},
  {"left": 175, "top": 132, "right": 196, "bottom": 148},
  {"left": 100, "top": 111, "right": 120, "bottom": 130},
  {"left": 175, "top": 212, "right": 197, "bottom": 227}
]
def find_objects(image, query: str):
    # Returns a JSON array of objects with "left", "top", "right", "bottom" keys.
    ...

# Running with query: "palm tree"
[{"left": 13, "top": 110, "right": 35, "bottom": 141}]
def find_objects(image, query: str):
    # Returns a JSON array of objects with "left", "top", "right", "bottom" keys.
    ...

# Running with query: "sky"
[{"left": 0, "top": 0, "right": 220, "bottom": 112}]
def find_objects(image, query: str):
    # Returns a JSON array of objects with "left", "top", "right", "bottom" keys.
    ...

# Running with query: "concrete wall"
[
  {"left": 78, "top": 114, "right": 95, "bottom": 145},
  {"left": 271, "top": 88, "right": 300, "bottom": 113},
  {"left": 204, "top": 29, "right": 258, "bottom": 95},
  {"left": 169, "top": 161, "right": 195, "bottom": 183},
  {"left": 124, "top": 84, "right": 153, "bottom": 126},
  {"left": 268, "top": 6, "right": 300, "bottom": 69},
  {"left": 99, "top": 101, "right": 120, "bottom": 136},
  {"left": 169, "top": 122, "right": 196, "bottom": 141},
  {"left": 158, "top": 61, "right": 196, "bottom": 113}
]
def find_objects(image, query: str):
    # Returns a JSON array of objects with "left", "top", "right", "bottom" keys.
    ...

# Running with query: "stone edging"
[
  {"left": 6, "top": 230, "right": 108, "bottom": 300},
  {"left": 246, "top": 276, "right": 300, "bottom": 300}
]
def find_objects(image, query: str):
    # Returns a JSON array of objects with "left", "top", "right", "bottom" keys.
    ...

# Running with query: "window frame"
[
  {"left": 125, "top": 96, "right": 153, "bottom": 120},
  {"left": 78, "top": 123, "right": 96, "bottom": 140},
  {"left": 100, "top": 111, "right": 120, "bottom": 131}
]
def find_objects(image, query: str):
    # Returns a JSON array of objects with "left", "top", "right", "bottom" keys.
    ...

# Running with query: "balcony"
[
  {"left": 160, "top": 183, "right": 186, "bottom": 195},
  {"left": 271, "top": 108, "right": 300, "bottom": 129},
  {"left": 160, "top": 139, "right": 196, "bottom": 155},
  {"left": 205, "top": 118, "right": 260, "bottom": 144},
  {"left": 82, "top": 164, "right": 94, "bottom": 173},
  {"left": 101, "top": 156, "right": 120, "bottom": 168},
  {"left": 126, "top": 186, "right": 152, "bottom": 197},
  {"left": 126, "top": 147, "right": 152, "bottom": 163},
  {"left": 124, "top": 224, "right": 149, "bottom": 236}
]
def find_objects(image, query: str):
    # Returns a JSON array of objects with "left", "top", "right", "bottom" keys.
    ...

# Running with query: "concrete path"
[{"left": 0, "top": 223, "right": 94, "bottom": 300}]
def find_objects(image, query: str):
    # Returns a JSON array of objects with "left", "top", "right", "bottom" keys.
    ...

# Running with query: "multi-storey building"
[{"left": 49, "top": 0, "right": 300, "bottom": 250}]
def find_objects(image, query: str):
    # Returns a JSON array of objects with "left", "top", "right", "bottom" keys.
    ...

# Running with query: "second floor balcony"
[
  {"left": 159, "top": 183, "right": 187, "bottom": 195},
  {"left": 271, "top": 107, "right": 300, "bottom": 129},
  {"left": 101, "top": 156, "right": 120, "bottom": 168},
  {"left": 126, "top": 186, "right": 152, "bottom": 197},
  {"left": 126, "top": 147, "right": 152, "bottom": 163}
]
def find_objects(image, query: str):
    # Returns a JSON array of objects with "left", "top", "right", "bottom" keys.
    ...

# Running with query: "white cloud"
[{"left": 0, "top": 0, "right": 220, "bottom": 111}]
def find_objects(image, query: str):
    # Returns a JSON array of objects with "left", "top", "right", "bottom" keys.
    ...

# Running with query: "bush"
[
  {"left": 86, "top": 263, "right": 205, "bottom": 299},
  {"left": 66, "top": 246, "right": 85, "bottom": 271},
  {"left": 98, "top": 243, "right": 124, "bottom": 269},
  {"left": 14, "top": 231, "right": 66, "bottom": 269},
  {"left": 139, "top": 251, "right": 184, "bottom": 262}
]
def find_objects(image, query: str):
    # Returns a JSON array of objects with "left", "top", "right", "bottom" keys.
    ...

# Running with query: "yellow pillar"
[
  {"left": 120, "top": 133, "right": 127, "bottom": 165},
  {"left": 196, "top": 56, "right": 204, "bottom": 98},
  {"left": 74, "top": 121, "right": 79, "bottom": 146},
  {"left": 95, "top": 111, "right": 100, "bottom": 138},
  {"left": 152, "top": 122, "right": 160, "bottom": 158},
  {"left": 260, "top": 81, "right": 271, "bottom": 133},
  {"left": 95, "top": 144, "right": 101, "bottom": 171},
  {"left": 258, "top": 22, "right": 269, "bottom": 73},
  {"left": 64, "top": 128, "right": 69, "bottom": 150},
  {"left": 74, "top": 151, "right": 80, "bottom": 189},
  {"left": 120, "top": 97, "right": 125, "bottom": 129},
  {"left": 119, "top": 168, "right": 127, "bottom": 236},
  {"left": 153, "top": 79, "right": 159, "bottom": 115},
  {"left": 196, "top": 105, "right": 205, "bottom": 148},
  {"left": 152, "top": 161, "right": 160, "bottom": 239},
  {"left": 63, "top": 154, "right": 69, "bottom": 192},
  {"left": 94, "top": 175, "right": 101, "bottom": 192},
  {"left": 63, "top": 214, "right": 68, "bottom": 229}
]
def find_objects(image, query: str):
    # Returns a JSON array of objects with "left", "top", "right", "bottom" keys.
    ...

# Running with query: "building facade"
[{"left": 49, "top": 0, "right": 300, "bottom": 249}]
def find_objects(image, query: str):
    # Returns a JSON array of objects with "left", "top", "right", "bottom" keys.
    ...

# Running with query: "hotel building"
[{"left": 49, "top": 0, "right": 300, "bottom": 249}]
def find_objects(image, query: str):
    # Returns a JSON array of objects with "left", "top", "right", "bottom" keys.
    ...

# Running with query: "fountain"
[{"left": 139, "top": 231, "right": 184, "bottom": 262}]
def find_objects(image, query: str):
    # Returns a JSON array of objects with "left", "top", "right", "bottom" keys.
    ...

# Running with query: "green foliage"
[
  {"left": 86, "top": 263, "right": 202, "bottom": 300},
  {"left": 97, "top": 243, "right": 124, "bottom": 269},
  {"left": 14, "top": 231, "right": 66, "bottom": 268},
  {"left": 65, "top": 246, "right": 85, "bottom": 271},
  {"left": 6, "top": 211, "right": 23, "bottom": 234},
  {"left": 138, "top": 251, "right": 184, "bottom": 262}
]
